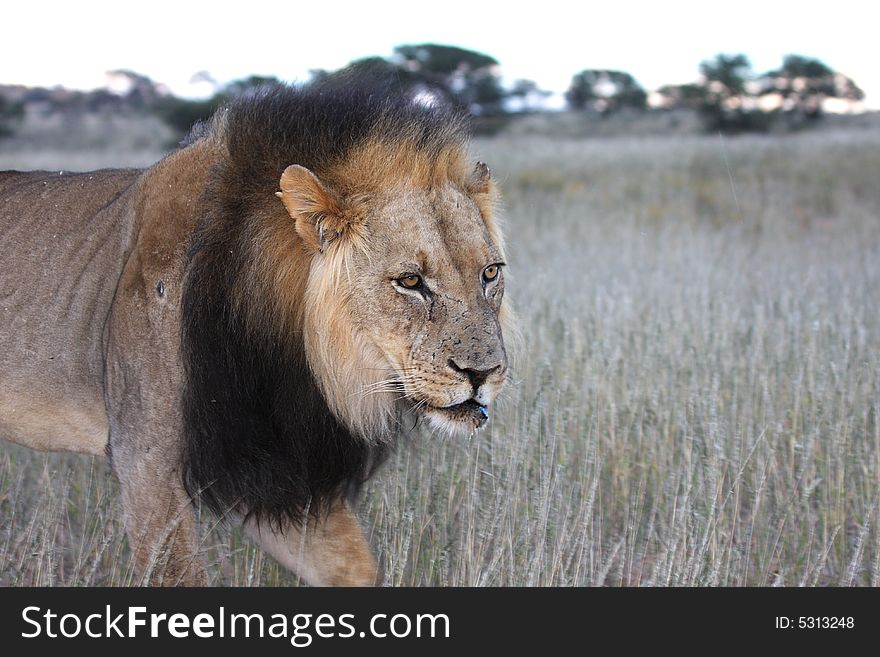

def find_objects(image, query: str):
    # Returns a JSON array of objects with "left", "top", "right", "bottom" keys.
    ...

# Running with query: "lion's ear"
[
  {"left": 277, "top": 165, "right": 346, "bottom": 253},
  {"left": 465, "top": 161, "right": 502, "bottom": 243},
  {"left": 466, "top": 161, "right": 492, "bottom": 195}
]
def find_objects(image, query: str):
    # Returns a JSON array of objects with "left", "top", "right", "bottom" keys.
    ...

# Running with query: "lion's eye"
[
  {"left": 398, "top": 274, "right": 423, "bottom": 289},
  {"left": 482, "top": 264, "right": 500, "bottom": 284}
]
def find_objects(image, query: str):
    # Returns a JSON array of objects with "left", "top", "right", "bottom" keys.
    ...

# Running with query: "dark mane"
[
  {"left": 226, "top": 79, "right": 469, "bottom": 194},
  {"left": 180, "top": 82, "right": 469, "bottom": 527}
]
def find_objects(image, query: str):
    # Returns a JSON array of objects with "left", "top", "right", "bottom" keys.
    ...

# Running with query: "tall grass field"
[{"left": 1, "top": 118, "right": 878, "bottom": 586}]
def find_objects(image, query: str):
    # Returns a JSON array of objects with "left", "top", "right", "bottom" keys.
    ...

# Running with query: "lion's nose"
[{"left": 447, "top": 359, "right": 501, "bottom": 392}]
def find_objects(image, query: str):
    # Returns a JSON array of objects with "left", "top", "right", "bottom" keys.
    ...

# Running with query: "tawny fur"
[{"left": 0, "top": 83, "right": 511, "bottom": 586}]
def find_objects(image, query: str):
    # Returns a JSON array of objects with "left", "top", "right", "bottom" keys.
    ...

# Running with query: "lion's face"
[
  {"left": 279, "top": 160, "right": 509, "bottom": 438},
  {"left": 346, "top": 182, "right": 508, "bottom": 435}
]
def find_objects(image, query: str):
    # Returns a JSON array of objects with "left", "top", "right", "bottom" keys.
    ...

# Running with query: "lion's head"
[
  {"left": 277, "top": 140, "right": 509, "bottom": 439},
  {"left": 182, "top": 82, "right": 512, "bottom": 525}
]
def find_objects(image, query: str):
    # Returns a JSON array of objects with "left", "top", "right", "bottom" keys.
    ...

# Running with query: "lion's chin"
[{"left": 421, "top": 399, "right": 490, "bottom": 436}]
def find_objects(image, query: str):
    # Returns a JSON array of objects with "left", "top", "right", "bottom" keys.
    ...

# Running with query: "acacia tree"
[
  {"left": 655, "top": 83, "right": 707, "bottom": 111},
  {"left": 104, "top": 69, "right": 165, "bottom": 108},
  {"left": 654, "top": 55, "right": 752, "bottom": 117},
  {"left": 0, "top": 96, "right": 24, "bottom": 138},
  {"left": 392, "top": 44, "right": 507, "bottom": 115},
  {"left": 699, "top": 54, "right": 751, "bottom": 98},
  {"left": 566, "top": 69, "right": 647, "bottom": 113},
  {"left": 694, "top": 53, "right": 772, "bottom": 132},
  {"left": 759, "top": 54, "right": 864, "bottom": 120},
  {"left": 692, "top": 53, "right": 864, "bottom": 132},
  {"left": 507, "top": 79, "right": 552, "bottom": 112},
  {"left": 311, "top": 45, "right": 510, "bottom": 116}
]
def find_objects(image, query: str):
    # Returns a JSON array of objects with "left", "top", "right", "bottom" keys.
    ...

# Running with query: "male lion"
[{"left": 0, "top": 82, "right": 510, "bottom": 585}]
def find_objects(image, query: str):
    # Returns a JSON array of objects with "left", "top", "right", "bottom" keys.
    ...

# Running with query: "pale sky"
[{"left": 2, "top": 0, "right": 878, "bottom": 108}]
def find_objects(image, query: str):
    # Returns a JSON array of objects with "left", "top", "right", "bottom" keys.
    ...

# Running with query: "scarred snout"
[{"left": 409, "top": 315, "right": 508, "bottom": 435}]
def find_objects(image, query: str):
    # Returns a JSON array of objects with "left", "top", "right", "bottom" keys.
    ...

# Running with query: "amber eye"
[
  {"left": 482, "top": 264, "right": 500, "bottom": 284},
  {"left": 398, "top": 274, "right": 423, "bottom": 289}
]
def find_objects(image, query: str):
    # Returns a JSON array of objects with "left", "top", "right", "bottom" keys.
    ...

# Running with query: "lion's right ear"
[{"left": 277, "top": 165, "right": 346, "bottom": 254}]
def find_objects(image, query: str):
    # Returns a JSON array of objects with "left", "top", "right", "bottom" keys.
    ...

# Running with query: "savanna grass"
[{"left": 1, "top": 123, "right": 878, "bottom": 586}]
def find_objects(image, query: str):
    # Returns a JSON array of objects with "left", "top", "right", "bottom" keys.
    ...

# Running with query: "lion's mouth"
[{"left": 425, "top": 399, "right": 489, "bottom": 429}]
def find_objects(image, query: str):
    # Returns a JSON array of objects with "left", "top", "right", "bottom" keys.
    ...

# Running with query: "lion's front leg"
[
  {"left": 245, "top": 501, "right": 380, "bottom": 586},
  {"left": 111, "top": 442, "right": 207, "bottom": 586}
]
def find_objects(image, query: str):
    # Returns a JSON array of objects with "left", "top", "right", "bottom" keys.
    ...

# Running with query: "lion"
[{"left": 0, "top": 81, "right": 510, "bottom": 586}]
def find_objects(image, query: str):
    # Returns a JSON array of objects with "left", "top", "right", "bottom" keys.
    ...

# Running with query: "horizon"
[{"left": 2, "top": 1, "right": 877, "bottom": 109}]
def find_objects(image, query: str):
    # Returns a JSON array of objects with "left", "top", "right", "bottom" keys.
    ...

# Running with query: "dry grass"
[{"left": 2, "top": 117, "right": 879, "bottom": 586}]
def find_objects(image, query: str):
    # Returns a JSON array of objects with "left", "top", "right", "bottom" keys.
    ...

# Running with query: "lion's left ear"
[
  {"left": 466, "top": 161, "right": 492, "bottom": 196},
  {"left": 465, "top": 161, "right": 502, "bottom": 244},
  {"left": 276, "top": 164, "right": 348, "bottom": 254}
]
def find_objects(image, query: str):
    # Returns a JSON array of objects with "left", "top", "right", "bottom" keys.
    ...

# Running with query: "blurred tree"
[
  {"left": 566, "top": 70, "right": 647, "bottom": 113},
  {"left": 699, "top": 54, "right": 751, "bottom": 98},
  {"left": 565, "top": 71, "right": 597, "bottom": 110},
  {"left": 693, "top": 53, "right": 865, "bottom": 132},
  {"left": 695, "top": 54, "right": 771, "bottom": 132},
  {"left": 0, "top": 95, "right": 25, "bottom": 138},
  {"left": 105, "top": 69, "right": 165, "bottom": 108},
  {"left": 220, "top": 75, "right": 283, "bottom": 99},
  {"left": 153, "top": 96, "right": 218, "bottom": 137},
  {"left": 392, "top": 44, "right": 506, "bottom": 115},
  {"left": 154, "top": 75, "right": 283, "bottom": 139},
  {"left": 655, "top": 83, "right": 707, "bottom": 111},
  {"left": 311, "top": 45, "right": 510, "bottom": 116},
  {"left": 394, "top": 44, "right": 498, "bottom": 77},
  {"left": 509, "top": 79, "right": 541, "bottom": 98},
  {"left": 758, "top": 54, "right": 864, "bottom": 121},
  {"left": 189, "top": 70, "right": 219, "bottom": 96},
  {"left": 507, "top": 79, "right": 552, "bottom": 112}
]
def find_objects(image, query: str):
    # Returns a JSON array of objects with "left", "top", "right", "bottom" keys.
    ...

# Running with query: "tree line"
[{"left": 0, "top": 44, "right": 866, "bottom": 138}]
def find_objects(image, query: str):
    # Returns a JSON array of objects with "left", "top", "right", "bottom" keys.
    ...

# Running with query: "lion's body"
[
  {"left": 0, "top": 168, "right": 140, "bottom": 454},
  {"left": 0, "top": 83, "right": 510, "bottom": 586}
]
